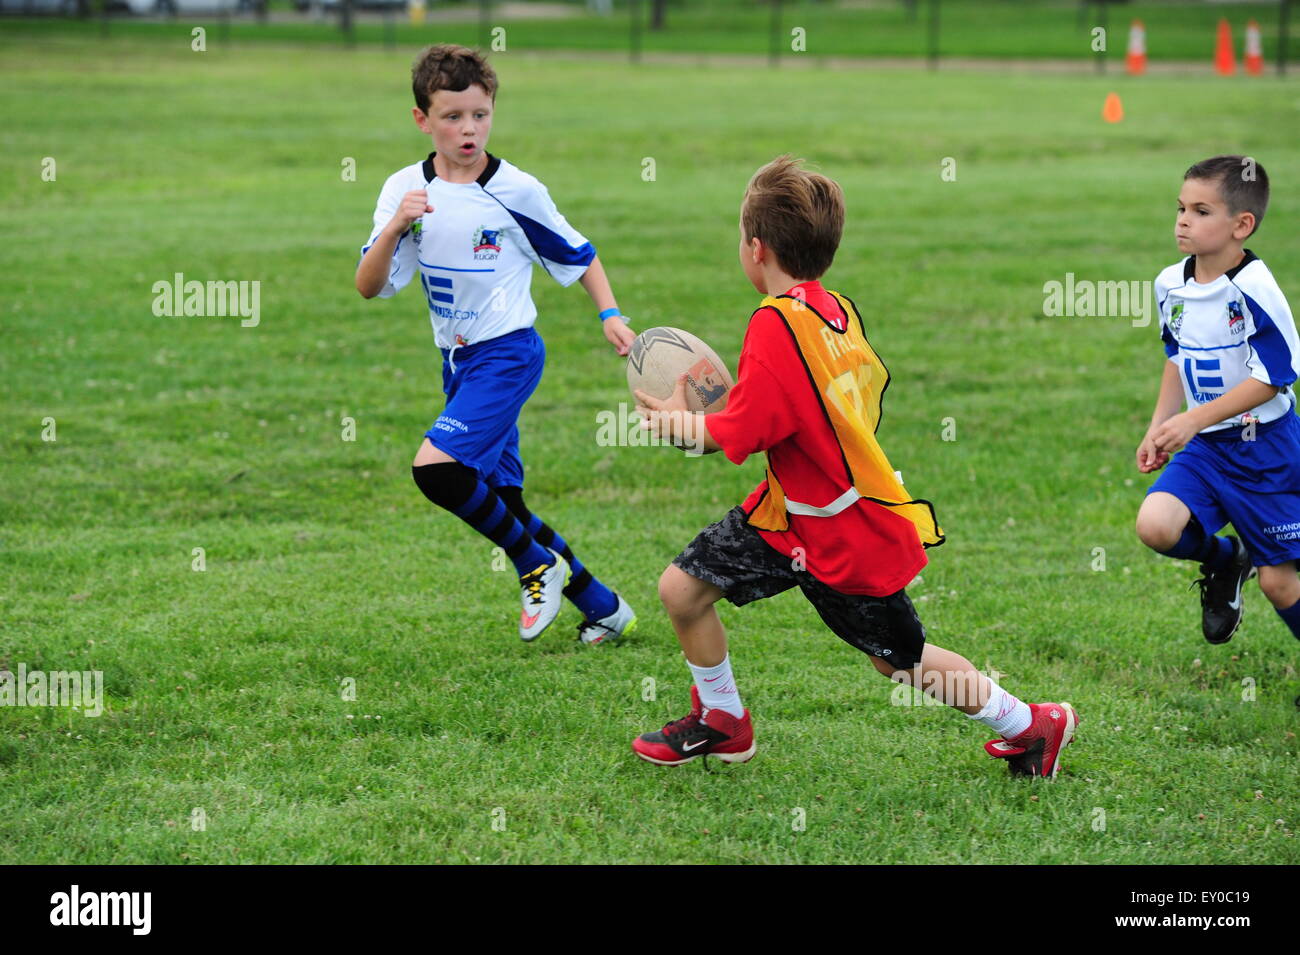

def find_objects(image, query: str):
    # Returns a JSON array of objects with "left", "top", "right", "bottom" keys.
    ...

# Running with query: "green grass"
[
  {"left": 3, "top": 0, "right": 1292, "bottom": 62},
  {"left": 1, "top": 32, "right": 1298, "bottom": 864}
]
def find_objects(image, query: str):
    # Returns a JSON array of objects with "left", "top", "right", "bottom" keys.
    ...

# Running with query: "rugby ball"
[{"left": 626, "top": 327, "right": 733, "bottom": 413}]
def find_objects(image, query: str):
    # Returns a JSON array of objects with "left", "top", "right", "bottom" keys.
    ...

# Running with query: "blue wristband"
[{"left": 599, "top": 308, "right": 621, "bottom": 321}]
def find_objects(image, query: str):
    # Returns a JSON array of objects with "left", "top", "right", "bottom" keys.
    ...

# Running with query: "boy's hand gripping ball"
[{"left": 626, "top": 327, "right": 733, "bottom": 413}]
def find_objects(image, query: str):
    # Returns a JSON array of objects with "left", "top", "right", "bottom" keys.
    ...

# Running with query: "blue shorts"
[
  {"left": 424, "top": 327, "right": 545, "bottom": 489},
  {"left": 1147, "top": 412, "right": 1300, "bottom": 567}
]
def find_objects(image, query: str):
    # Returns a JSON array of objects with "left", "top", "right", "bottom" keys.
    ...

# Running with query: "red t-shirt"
[{"left": 704, "top": 281, "right": 928, "bottom": 596}]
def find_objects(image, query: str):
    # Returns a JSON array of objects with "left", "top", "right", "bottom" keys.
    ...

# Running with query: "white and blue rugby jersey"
[
  {"left": 361, "top": 152, "right": 595, "bottom": 349},
  {"left": 1156, "top": 250, "right": 1300, "bottom": 432}
]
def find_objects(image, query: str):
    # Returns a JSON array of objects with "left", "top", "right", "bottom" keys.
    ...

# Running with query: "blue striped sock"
[
  {"left": 524, "top": 514, "right": 618, "bottom": 620},
  {"left": 453, "top": 481, "right": 552, "bottom": 576}
]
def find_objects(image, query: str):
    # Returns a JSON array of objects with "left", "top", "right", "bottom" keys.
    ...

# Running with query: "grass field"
[
  {"left": 4, "top": 0, "right": 1292, "bottom": 62},
  {"left": 2, "top": 30, "right": 1298, "bottom": 864}
]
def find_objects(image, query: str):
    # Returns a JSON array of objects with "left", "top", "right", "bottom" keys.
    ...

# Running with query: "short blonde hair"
[{"left": 741, "top": 155, "right": 844, "bottom": 280}]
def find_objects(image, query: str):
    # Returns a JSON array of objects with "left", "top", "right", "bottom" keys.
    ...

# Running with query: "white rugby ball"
[{"left": 626, "top": 326, "right": 733, "bottom": 413}]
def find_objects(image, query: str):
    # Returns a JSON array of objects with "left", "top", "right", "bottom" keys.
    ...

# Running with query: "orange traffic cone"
[
  {"left": 1126, "top": 20, "right": 1147, "bottom": 75},
  {"left": 1215, "top": 18, "right": 1236, "bottom": 75},
  {"left": 1102, "top": 92, "right": 1124, "bottom": 123},
  {"left": 1244, "top": 19, "right": 1264, "bottom": 75}
]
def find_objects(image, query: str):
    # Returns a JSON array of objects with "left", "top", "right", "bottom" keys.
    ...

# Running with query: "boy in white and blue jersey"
[
  {"left": 1136, "top": 155, "right": 1300, "bottom": 646},
  {"left": 356, "top": 45, "right": 637, "bottom": 645}
]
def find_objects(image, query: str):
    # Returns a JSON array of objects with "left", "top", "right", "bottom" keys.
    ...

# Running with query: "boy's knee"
[
  {"left": 868, "top": 655, "right": 900, "bottom": 678},
  {"left": 1136, "top": 493, "right": 1192, "bottom": 552},
  {"left": 1257, "top": 568, "right": 1300, "bottom": 608},
  {"left": 658, "top": 564, "right": 714, "bottom": 618},
  {"left": 1135, "top": 511, "right": 1181, "bottom": 552},
  {"left": 657, "top": 565, "right": 685, "bottom": 611},
  {"left": 412, "top": 460, "right": 478, "bottom": 510}
]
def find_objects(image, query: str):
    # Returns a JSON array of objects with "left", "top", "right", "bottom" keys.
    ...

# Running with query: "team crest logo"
[
  {"left": 473, "top": 226, "right": 502, "bottom": 260},
  {"left": 1228, "top": 300, "right": 1246, "bottom": 335},
  {"left": 1169, "top": 300, "right": 1185, "bottom": 336}
]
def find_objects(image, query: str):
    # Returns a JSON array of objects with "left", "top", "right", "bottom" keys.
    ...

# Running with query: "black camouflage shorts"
[{"left": 672, "top": 506, "right": 927, "bottom": 670}]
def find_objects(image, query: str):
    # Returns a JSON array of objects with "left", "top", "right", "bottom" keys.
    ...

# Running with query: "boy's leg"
[
  {"left": 658, "top": 563, "right": 727, "bottom": 666},
  {"left": 631, "top": 507, "right": 795, "bottom": 766},
  {"left": 409, "top": 331, "right": 567, "bottom": 640},
  {"left": 412, "top": 439, "right": 551, "bottom": 575},
  {"left": 495, "top": 484, "right": 631, "bottom": 638},
  {"left": 1254, "top": 562, "right": 1300, "bottom": 641},
  {"left": 1138, "top": 477, "right": 1251, "bottom": 643},
  {"left": 632, "top": 564, "right": 755, "bottom": 766},
  {"left": 803, "top": 579, "right": 1077, "bottom": 778},
  {"left": 1136, "top": 492, "right": 1234, "bottom": 568},
  {"left": 872, "top": 644, "right": 1077, "bottom": 779},
  {"left": 411, "top": 441, "right": 568, "bottom": 640},
  {"left": 1211, "top": 415, "right": 1300, "bottom": 643},
  {"left": 870, "top": 644, "right": 990, "bottom": 715}
]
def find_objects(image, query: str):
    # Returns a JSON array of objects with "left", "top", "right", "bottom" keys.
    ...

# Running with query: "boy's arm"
[
  {"left": 1136, "top": 361, "right": 1182, "bottom": 473},
  {"left": 355, "top": 188, "right": 432, "bottom": 299},
  {"left": 636, "top": 331, "right": 799, "bottom": 461},
  {"left": 1147, "top": 360, "right": 1185, "bottom": 429},
  {"left": 578, "top": 255, "right": 635, "bottom": 356},
  {"left": 635, "top": 375, "right": 722, "bottom": 454},
  {"left": 1150, "top": 377, "right": 1280, "bottom": 454}
]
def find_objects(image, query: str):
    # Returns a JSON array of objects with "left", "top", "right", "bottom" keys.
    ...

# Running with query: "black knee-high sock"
[{"left": 412, "top": 463, "right": 552, "bottom": 575}]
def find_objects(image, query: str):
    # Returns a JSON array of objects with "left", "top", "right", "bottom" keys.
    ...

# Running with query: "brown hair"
[
  {"left": 1184, "top": 154, "right": 1270, "bottom": 237},
  {"left": 411, "top": 44, "right": 498, "bottom": 113},
  {"left": 741, "top": 155, "right": 844, "bottom": 280}
]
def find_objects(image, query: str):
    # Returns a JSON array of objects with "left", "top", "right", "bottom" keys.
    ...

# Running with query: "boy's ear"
[
  {"left": 1233, "top": 210, "right": 1257, "bottom": 240},
  {"left": 412, "top": 106, "right": 433, "bottom": 134}
]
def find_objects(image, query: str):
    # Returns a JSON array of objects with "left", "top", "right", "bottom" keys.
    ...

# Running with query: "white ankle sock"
[
  {"left": 969, "top": 679, "right": 1031, "bottom": 738},
  {"left": 688, "top": 655, "right": 744, "bottom": 719}
]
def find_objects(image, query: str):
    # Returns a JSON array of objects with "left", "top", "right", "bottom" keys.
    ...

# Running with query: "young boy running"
[
  {"left": 356, "top": 44, "right": 637, "bottom": 645},
  {"left": 632, "top": 156, "right": 1078, "bottom": 777},
  {"left": 1136, "top": 155, "right": 1300, "bottom": 645}
]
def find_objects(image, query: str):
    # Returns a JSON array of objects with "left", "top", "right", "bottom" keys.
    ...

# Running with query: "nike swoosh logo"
[
  {"left": 703, "top": 676, "right": 721, "bottom": 683},
  {"left": 681, "top": 739, "right": 708, "bottom": 751},
  {"left": 1228, "top": 591, "right": 1243, "bottom": 611},
  {"left": 520, "top": 610, "right": 540, "bottom": 628}
]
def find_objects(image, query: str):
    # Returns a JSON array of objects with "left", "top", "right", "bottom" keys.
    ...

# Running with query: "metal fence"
[{"left": 1, "top": 0, "right": 1293, "bottom": 75}]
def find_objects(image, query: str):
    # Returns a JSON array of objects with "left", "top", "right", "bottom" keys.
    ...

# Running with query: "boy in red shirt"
[{"left": 633, "top": 157, "right": 1079, "bottom": 777}]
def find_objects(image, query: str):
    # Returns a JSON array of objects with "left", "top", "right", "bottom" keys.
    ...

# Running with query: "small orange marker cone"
[
  {"left": 1244, "top": 19, "right": 1264, "bottom": 75},
  {"left": 1215, "top": 18, "right": 1236, "bottom": 75},
  {"left": 1126, "top": 20, "right": 1147, "bottom": 75},
  {"left": 1102, "top": 92, "right": 1124, "bottom": 123}
]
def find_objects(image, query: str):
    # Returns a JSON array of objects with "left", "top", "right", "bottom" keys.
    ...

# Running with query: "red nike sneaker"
[
  {"left": 984, "top": 702, "right": 1079, "bottom": 778},
  {"left": 632, "top": 686, "right": 756, "bottom": 766}
]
